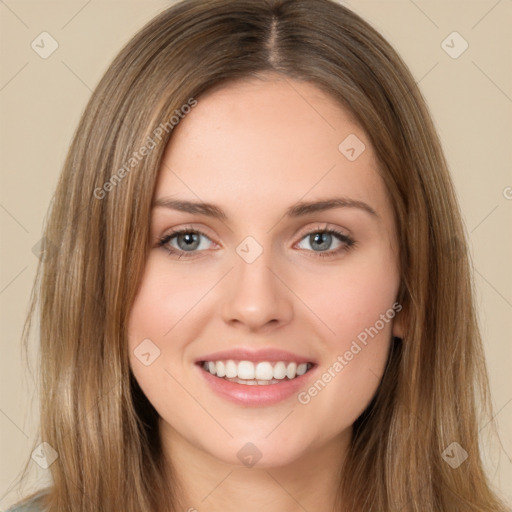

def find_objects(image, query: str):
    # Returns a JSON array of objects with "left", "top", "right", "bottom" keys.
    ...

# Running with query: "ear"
[{"left": 391, "top": 305, "right": 406, "bottom": 340}]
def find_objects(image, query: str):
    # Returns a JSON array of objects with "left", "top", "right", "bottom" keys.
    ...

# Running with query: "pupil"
[
  {"left": 179, "top": 232, "right": 199, "bottom": 251},
  {"left": 311, "top": 232, "right": 330, "bottom": 251}
]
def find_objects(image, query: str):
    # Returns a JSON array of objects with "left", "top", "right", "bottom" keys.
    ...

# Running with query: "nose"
[{"left": 220, "top": 250, "right": 294, "bottom": 332}]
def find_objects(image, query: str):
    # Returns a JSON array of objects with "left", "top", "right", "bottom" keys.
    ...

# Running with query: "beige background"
[{"left": 1, "top": 0, "right": 511, "bottom": 509}]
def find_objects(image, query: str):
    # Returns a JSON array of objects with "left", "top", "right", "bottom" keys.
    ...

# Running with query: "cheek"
[
  {"left": 293, "top": 244, "right": 400, "bottom": 415},
  {"left": 127, "top": 256, "right": 209, "bottom": 349},
  {"left": 302, "top": 241, "right": 400, "bottom": 346},
  {"left": 126, "top": 258, "right": 191, "bottom": 392},
  {"left": 126, "top": 260, "right": 200, "bottom": 435},
  {"left": 126, "top": 254, "right": 228, "bottom": 399}
]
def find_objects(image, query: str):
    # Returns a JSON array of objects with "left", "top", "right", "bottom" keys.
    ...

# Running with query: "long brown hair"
[{"left": 12, "top": 0, "right": 509, "bottom": 510}]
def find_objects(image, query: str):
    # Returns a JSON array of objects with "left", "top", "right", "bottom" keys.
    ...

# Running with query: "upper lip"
[{"left": 195, "top": 348, "right": 317, "bottom": 365}]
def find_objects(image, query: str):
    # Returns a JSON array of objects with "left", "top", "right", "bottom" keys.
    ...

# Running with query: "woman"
[{"left": 8, "top": 0, "right": 510, "bottom": 510}]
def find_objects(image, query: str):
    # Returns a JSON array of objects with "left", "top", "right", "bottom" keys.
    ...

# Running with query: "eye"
[
  {"left": 295, "top": 225, "right": 356, "bottom": 258},
  {"left": 157, "top": 227, "right": 215, "bottom": 259},
  {"left": 156, "top": 224, "right": 356, "bottom": 260}
]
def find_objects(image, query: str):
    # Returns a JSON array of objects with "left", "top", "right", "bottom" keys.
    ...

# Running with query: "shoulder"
[
  {"left": 6, "top": 504, "right": 39, "bottom": 512},
  {"left": 6, "top": 502, "right": 41, "bottom": 512},
  {"left": 6, "top": 491, "right": 47, "bottom": 512}
]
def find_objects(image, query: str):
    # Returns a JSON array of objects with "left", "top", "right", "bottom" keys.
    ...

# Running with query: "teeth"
[
  {"left": 297, "top": 363, "right": 308, "bottom": 376},
  {"left": 224, "top": 377, "right": 284, "bottom": 386},
  {"left": 286, "top": 362, "right": 297, "bottom": 379},
  {"left": 255, "top": 362, "right": 273, "bottom": 380},
  {"left": 216, "top": 361, "right": 226, "bottom": 377},
  {"left": 225, "top": 360, "right": 237, "bottom": 378},
  {"left": 238, "top": 360, "right": 255, "bottom": 379},
  {"left": 201, "top": 359, "right": 313, "bottom": 382},
  {"left": 273, "top": 361, "right": 287, "bottom": 379}
]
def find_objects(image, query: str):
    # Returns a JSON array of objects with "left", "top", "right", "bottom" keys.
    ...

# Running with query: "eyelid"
[
  {"left": 158, "top": 222, "right": 350, "bottom": 243},
  {"left": 158, "top": 223, "right": 218, "bottom": 243},
  {"left": 294, "top": 222, "right": 350, "bottom": 239}
]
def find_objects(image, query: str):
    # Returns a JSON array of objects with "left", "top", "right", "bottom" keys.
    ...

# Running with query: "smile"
[
  {"left": 200, "top": 360, "right": 314, "bottom": 385},
  {"left": 196, "top": 359, "right": 317, "bottom": 406}
]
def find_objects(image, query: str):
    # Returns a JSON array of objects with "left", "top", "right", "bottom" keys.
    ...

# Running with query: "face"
[{"left": 127, "top": 73, "right": 404, "bottom": 469}]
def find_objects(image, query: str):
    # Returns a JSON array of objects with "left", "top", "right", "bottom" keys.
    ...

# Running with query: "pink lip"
[
  {"left": 195, "top": 362, "right": 318, "bottom": 407},
  {"left": 195, "top": 347, "right": 316, "bottom": 364}
]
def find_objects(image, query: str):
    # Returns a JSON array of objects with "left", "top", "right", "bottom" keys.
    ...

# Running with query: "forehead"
[{"left": 154, "top": 75, "right": 392, "bottom": 227}]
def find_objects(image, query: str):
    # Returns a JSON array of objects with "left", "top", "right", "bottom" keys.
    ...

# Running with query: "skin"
[{"left": 127, "top": 72, "right": 405, "bottom": 512}]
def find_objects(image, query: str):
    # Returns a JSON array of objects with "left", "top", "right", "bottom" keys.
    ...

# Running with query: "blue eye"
[
  {"left": 157, "top": 229, "right": 214, "bottom": 259},
  {"left": 295, "top": 228, "right": 355, "bottom": 258},
  {"left": 157, "top": 227, "right": 356, "bottom": 259}
]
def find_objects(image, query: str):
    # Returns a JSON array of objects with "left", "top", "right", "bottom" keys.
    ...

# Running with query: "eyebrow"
[{"left": 152, "top": 196, "right": 379, "bottom": 220}]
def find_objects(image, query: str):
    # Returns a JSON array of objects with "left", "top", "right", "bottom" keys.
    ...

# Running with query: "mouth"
[
  {"left": 194, "top": 348, "right": 319, "bottom": 406},
  {"left": 196, "top": 359, "right": 316, "bottom": 386}
]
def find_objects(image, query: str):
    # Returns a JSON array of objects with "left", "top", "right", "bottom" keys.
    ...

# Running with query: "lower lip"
[{"left": 195, "top": 363, "right": 317, "bottom": 406}]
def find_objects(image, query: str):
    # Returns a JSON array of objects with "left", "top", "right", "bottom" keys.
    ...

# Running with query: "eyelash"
[{"left": 156, "top": 225, "right": 356, "bottom": 260}]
